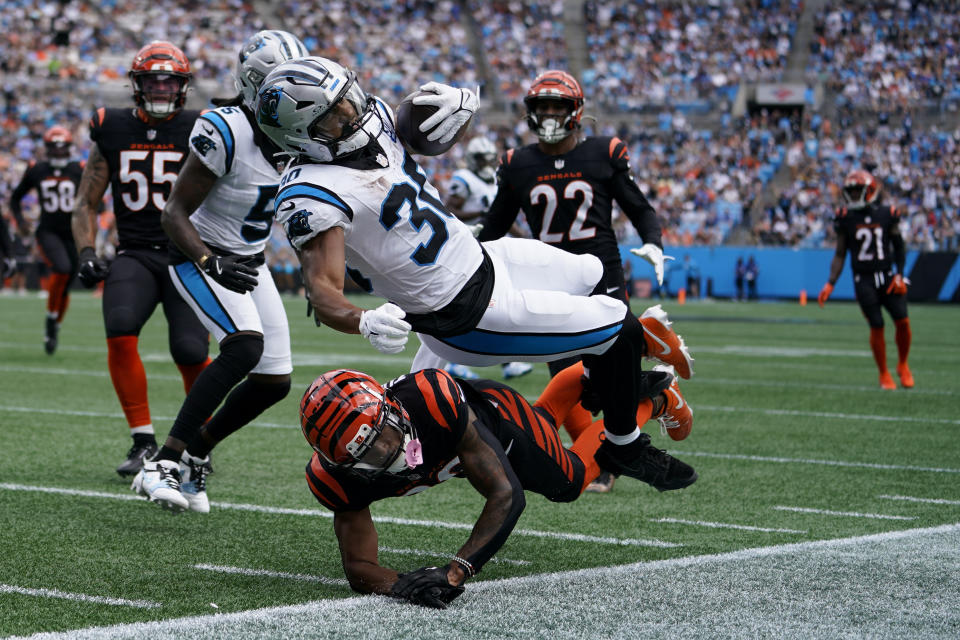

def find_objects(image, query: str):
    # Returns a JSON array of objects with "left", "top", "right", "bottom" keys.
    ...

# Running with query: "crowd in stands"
[
  {"left": 3, "top": 0, "right": 959, "bottom": 296},
  {"left": 808, "top": 1, "right": 960, "bottom": 116},
  {"left": 582, "top": 0, "right": 801, "bottom": 114}
]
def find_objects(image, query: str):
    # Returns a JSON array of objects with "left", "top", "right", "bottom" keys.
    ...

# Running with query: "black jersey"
[
  {"left": 9, "top": 160, "right": 84, "bottom": 236},
  {"left": 479, "top": 137, "right": 662, "bottom": 288},
  {"left": 89, "top": 107, "right": 199, "bottom": 249},
  {"left": 833, "top": 202, "right": 903, "bottom": 275}
]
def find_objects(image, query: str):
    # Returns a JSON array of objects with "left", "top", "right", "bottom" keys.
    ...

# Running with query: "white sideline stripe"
[
  {"left": 0, "top": 584, "right": 160, "bottom": 609},
  {"left": 652, "top": 517, "right": 807, "bottom": 534},
  {"left": 698, "top": 376, "right": 957, "bottom": 396},
  {"left": 470, "top": 522, "right": 960, "bottom": 590},
  {"left": 772, "top": 506, "right": 916, "bottom": 520},
  {"left": 193, "top": 564, "right": 348, "bottom": 586},
  {"left": 680, "top": 450, "right": 960, "bottom": 474},
  {"left": 0, "top": 405, "right": 295, "bottom": 430},
  {"left": 378, "top": 546, "right": 530, "bottom": 566},
  {"left": 878, "top": 494, "right": 960, "bottom": 506},
  {"left": 0, "top": 483, "right": 678, "bottom": 549},
  {"left": 22, "top": 523, "right": 959, "bottom": 640},
  {"left": 697, "top": 404, "right": 960, "bottom": 425}
]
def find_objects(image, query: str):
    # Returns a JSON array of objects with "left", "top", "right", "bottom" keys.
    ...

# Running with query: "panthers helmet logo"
[{"left": 257, "top": 86, "right": 283, "bottom": 128}]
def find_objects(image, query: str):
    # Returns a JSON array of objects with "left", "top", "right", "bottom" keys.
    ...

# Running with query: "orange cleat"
[
  {"left": 640, "top": 305, "right": 694, "bottom": 379},
  {"left": 896, "top": 363, "right": 914, "bottom": 388},
  {"left": 653, "top": 365, "right": 693, "bottom": 441},
  {"left": 879, "top": 370, "right": 896, "bottom": 390}
]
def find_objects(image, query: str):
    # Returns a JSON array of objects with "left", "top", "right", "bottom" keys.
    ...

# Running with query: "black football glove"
[
  {"left": 390, "top": 566, "right": 465, "bottom": 609},
  {"left": 200, "top": 255, "right": 258, "bottom": 294},
  {"left": 77, "top": 247, "right": 109, "bottom": 288}
]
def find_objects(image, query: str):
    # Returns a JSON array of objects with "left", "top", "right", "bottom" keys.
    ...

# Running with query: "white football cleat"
[
  {"left": 131, "top": 459, "right": 188, "bottom": 513},
  {"left": 444, "top": 363, "right": 479, "bottom": 380},
  {"left": 179, "top": 451, "right": 213, "bottom": 513},
  {"left": 502, "top": 361, "right": 534, "bottom": 379}
]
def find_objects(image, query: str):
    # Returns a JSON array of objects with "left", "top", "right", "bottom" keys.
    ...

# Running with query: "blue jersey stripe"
[
  {"left": 200, "top": 112, "right": 235, "bottom": 174},
  {"left": 438, "top": 322, "right": 622, "bottom": 357},
  {"left": 174, "top": 262, "right": 238, "bottom": 334},
  {"left": 276, "top": 183, "right": 353, "bottom": 218}
]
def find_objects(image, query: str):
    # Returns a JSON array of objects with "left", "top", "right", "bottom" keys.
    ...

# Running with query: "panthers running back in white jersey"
[
  {"left": 275, "top": 98, "right": 482, "bottom": 315},
  {"left": 187, "top": 105, "right": 280, "bottom": 254},
  {"left": 446, "top": 168, "right": 497, "bottom": 217}
]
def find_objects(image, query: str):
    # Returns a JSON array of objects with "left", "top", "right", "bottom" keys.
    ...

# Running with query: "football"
[{"left": 395, "top": 90, "right": 472, "bottom": 156}]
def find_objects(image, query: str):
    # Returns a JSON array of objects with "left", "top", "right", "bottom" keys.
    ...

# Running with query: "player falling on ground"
[
  {"left": 131, "top": 31, "right": 309, "bottom": 513},
  {"left": 300, "top": 360, "right": 693, "bottom": 608},
  {"left": 818, "top": 169, "right": 913, "bottom": 389},
  {"left": 255, "top": 56, "right": 696, "bottom": 493},
  {"left": 72, "top": 41, "right": 211, "bottom": 476},
  {"left": 9, "top": 126, "right": 83, "bottom": 354},
  {"left": 477, "top": 70, "right": 681, "bottom": 492},
  {"left": 440, "top": 135, "right": 533, "bottom": 383}
]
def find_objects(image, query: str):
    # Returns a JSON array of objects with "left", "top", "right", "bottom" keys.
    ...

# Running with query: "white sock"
[
  {"left": 604, "top": 427, "right": 641, "bottom": 445},
  {"left": 130, "top": 424, "right": 154, "bottom": 436}
]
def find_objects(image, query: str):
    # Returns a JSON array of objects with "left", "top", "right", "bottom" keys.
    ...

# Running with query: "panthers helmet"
[
  {"left": 256, "top": 56, "right": 383, "bottom": 162},
  {"left": 842, "top": 169, "right": 881, "bottom": 209},
  {"left": 524, "top": 70, "right": 584, "bottom": 144},
  {"left": 300, "top": 370, "right": 417, "bottom": 481},
  {"left": 236, "top": 30, "right": 309, "bottom": 112},
  {"left": 465, "top": 136, "right": 498, "bottom": 182},
  {"left": 129, "top": 41, "right": 192, "bottom": 118},
  {"left": 43, "top": 125, "right": 73, "bottom": 168}
]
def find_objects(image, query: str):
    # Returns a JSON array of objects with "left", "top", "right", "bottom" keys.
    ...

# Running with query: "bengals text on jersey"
[{"left": 89, "top": 106, "right": 200, "bottom": 249}]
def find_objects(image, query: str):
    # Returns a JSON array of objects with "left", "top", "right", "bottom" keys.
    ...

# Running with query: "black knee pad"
[
  {"left": 104, "top": 306, "right": 140, "bottom": 337},
  {"left": 170, "top": 335, "right": 211, "bottom": 365},
  {"left": 218, "top": 334, "right": 265, "bottom": 377}
]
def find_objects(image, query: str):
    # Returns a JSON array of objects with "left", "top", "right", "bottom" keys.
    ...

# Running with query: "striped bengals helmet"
[
  {"left": 842, "top": 169, "right": 881, "bottom": 209},
  {"left": 300, "top": 370, "right": 415, "bottom": 479},
  {"left": 524, "top": 70, "right": 584, "bottom": 144},
  {"left": 129, "top": 41, "right": 192, "bottom": 118}
]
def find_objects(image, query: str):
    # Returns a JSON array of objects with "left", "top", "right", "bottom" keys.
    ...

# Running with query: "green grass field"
[{"left": 1, "top": 292, "right": 958, "bottom": 639}]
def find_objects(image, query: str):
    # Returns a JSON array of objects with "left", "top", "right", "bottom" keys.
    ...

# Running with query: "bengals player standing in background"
[
  {"left": 10, "top": 126, "right": 84, "bottom": 354},
  {"left": 478, "top": 70, "right": 688, "bottom": 492},
  {"left": 72, "top": 41, "right": 211, "bottom": 477},
  {"left": 818, "top": 169, "right": 913, "bottom": 390}
]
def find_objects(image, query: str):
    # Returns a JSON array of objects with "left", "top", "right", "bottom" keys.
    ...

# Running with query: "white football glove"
[
  {"left": 359, "top": 303, "right": 412, "bottom": 355},
  {"left": 630, "top": 243, "right": 674, "bottom": 286},
  {"left": 413, "top": 82, "right": 479, "bottom": 144}
]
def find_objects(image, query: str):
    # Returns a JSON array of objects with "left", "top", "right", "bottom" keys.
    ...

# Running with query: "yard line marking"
[
  {"left": 378, "top": 547, "right": 530, "bottom": 566},
  {"left": 772, "top": 506, "right": 916, "bottom": 520},
  {"left": 878, "top": 494, "right": 960, "bottom": 506},
  {"left": 193, "top": 564, "right": 349, "bottom": 586},
  {"left": 679, "top": 450, "right": 960, "bottom": 474},
  {"left": 0, "top": 483, "right": 679, "bottom": 549},
  {"left": 0, "top": 584, "right": 161, "bottom": 609},
  {"left": 651, "top": 517, "right": 807, "bottom": 534},
  {"left": 696, "top": 404, "right": 960, "bottom": 425},
  {"left": 0, "top": 405, "right": 297, "bottom": 430}
]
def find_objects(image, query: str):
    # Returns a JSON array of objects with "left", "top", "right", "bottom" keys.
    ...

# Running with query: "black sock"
[
  {"left": 186, "top": 377, "right": 291, "bottom": 459},
  {"left": 133, "top": 433, "right": 157, "bottom": 447}
]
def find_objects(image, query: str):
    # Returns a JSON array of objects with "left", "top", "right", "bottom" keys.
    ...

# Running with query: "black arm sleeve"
[
  {"left": 462, "top": 423, "right": 526, "bottom": 573},
  {"left": 476, "top": 186, "right": 520, "bottom": 242},
  {"left": 0, "top": 215, "right": 13, "bottom": 257},
  {"left": 610, "top": 170, "right": 662, "bottom": 248},
  {"left": 891, "top": 230, "right": 906, "bottom": 275}
]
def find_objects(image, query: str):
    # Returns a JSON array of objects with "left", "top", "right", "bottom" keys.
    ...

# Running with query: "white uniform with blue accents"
[
  {"left": 168, "top": 105, "right": 292, "bottom": 375},
  {"left": 275, "top": 98, "right": 626, "bottom": 368},
  {"left": 447, "top": 168, "right": 497, "bottom": 217}
]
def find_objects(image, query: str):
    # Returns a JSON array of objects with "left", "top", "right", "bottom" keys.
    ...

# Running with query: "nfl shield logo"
[
  {"left": 555, "top": 159, "right": 564, "bottom": 169},
  {"left": 865, "top": 216, "right": 872, "bottom": 223},
  {"left": 146, "top": 129, "right": 157, "bottom": 141}
]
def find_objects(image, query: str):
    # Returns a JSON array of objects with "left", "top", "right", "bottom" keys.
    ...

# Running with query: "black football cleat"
[
  {"left": 116, "top": 440, "right": 158, "bottom": 477},
  {"left": 594, "top": 433, "right": 697, "bottom": 492},
  {"left": 44, "top": 316, "right": 59, "bottom": 355}
]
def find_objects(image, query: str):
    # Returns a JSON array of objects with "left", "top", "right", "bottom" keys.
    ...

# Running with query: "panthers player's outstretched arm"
[
  {"left": 333, "top": 507, "right": 400, "bottom": 595},
  {"left": 72, "top": 143, "right": 110, "bottom": 251},
  {"left": 299, "top": 230, "right": 365, "bottom": 333},
  {"left": 161, "top": 152, "right": 220, "bottom": 263}
]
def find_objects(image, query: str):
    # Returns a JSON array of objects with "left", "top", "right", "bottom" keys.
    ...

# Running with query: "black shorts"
[{"left": 853, "top": 270, "right": 908, "bottom": 328}]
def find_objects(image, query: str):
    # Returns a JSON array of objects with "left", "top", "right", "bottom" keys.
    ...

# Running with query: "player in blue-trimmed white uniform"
[
  {"left": 254, "top": 56, "right": 697, "bottom": 495},
  {"left": 132, "top": 31, "right": 308, "bottom": 513},
  {"left": 441, "top": 135, "right": 533, "bottom": 381}
]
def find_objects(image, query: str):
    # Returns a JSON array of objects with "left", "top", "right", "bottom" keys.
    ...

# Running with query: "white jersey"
[
  {"left": 188, "top": 105, "right": 281, "bottom": 255},
  {"left": 446, "top": 168, "right": 497, "bottom": 217},
  {"left": 274, "top": 98, "right": 483, "bottom": 314}
]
